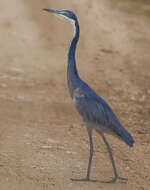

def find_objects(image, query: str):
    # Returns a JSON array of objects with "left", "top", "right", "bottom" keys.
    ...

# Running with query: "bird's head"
[{"left": 43, "top": 9, "right": 77, "bottom": 23}]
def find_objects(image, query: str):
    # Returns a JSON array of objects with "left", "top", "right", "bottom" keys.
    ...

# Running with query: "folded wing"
[{"left": 73, "top": 88, "right": 134, "bottom": 147}]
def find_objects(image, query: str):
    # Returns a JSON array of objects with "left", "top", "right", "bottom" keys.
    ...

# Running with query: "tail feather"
[{"left": 117, "top": 126, "right": 134, "bottom": 147}]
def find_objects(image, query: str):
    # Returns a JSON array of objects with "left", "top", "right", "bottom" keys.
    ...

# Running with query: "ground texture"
[{"left": 0, "top": 0, "right": 150, "bottom": 189}]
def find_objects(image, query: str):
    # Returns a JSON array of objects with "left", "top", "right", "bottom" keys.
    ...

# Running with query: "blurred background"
[{"left": 0, "top": 0, "right": 150, "bottom": 189}]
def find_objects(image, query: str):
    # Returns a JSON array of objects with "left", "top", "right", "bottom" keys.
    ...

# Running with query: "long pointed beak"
[{"left": 43, "top": 8, "right": 60, "bottom": 14}]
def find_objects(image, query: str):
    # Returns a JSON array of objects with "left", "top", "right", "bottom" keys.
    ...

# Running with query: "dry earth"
[{"left": 0, "top": 0, "right": 150, "bottom": 189}]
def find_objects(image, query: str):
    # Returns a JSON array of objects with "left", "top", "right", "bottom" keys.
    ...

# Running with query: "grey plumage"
[{"left": 43, "top": 8, "right": 134, "bottom": 183}]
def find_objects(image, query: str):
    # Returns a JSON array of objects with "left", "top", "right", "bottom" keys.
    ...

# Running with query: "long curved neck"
[{"left": 67, "top": 19, "right": 80, "bottom": 97}]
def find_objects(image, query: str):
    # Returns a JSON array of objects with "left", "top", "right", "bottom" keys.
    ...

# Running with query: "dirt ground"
[{"left": 0, "top": 0, "right": 150, "bottom": 189}]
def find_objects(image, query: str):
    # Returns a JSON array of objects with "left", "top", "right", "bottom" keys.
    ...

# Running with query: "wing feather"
[
  {"left": 73, "top": 87, "right": 134, "bottom": 147},
  {"left": 74, "top": 88, "right": 118, "bottom": 127}
]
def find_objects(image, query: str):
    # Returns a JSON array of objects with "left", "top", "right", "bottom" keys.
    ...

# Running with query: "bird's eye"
[{"left": 63, "top": 12, "right": 69, "bottom": 16}]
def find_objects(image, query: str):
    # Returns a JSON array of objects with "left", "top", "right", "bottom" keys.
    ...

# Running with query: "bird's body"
[
  {"left": 44, "top": 9, "right": 134, "bottom": 183},
  {"left": 73, "top": 83, "right": 134, "bottom": 146}
]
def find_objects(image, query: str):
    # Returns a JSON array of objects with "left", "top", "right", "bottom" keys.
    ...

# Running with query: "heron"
[{"left": 43, "top": 9, "right": 134, "bottom": 183}]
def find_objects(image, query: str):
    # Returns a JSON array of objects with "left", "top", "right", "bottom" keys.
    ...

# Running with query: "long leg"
[
  {"left": 71, "top": 125, "right": 94, "bottom": 181},
  {"left": 86, "top": 126, "right": 93, "bottom": 180},
  {"left": 100, "top": 133, "right": 127, "bottom": 183}
]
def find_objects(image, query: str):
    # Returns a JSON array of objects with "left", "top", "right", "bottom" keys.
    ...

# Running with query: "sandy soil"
[{"left": 0, "top": 0, "right": 150, "bottom": 189}]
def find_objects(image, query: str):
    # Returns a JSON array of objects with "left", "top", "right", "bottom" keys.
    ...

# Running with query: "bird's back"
[{"left": 72, "top": 79, "right": 134, "bottom": 147}]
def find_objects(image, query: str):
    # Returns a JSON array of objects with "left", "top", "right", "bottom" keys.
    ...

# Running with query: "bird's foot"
[
  {"left": 118, "top": 176, "right": 128, "bottom": 183},
  {"left": 71, "top": 177, "right": 97, "bottom": 182},
  {"left": 101, "top": 176, "right": 128, "bottom": 184},
  {"left": 71, "top": 176, "right": 127, "bottom": 184},
  {"left": 71, "top": 177, "right": 90, "bottom": 182}
]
